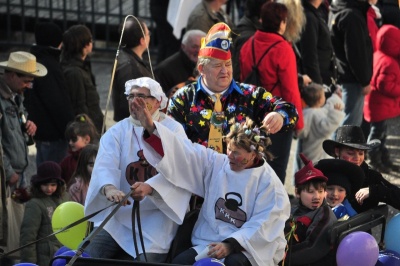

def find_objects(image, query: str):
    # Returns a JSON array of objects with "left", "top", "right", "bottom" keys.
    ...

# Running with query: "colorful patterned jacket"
[{"left": 167, "top": 77, "right": 298, "bottom": 150}]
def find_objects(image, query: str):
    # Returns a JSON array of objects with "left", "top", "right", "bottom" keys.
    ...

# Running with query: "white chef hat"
[{"left": 124, "top": 77, "right": 168, "bottom": 109}]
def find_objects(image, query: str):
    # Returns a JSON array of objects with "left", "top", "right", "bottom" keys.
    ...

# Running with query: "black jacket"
[
  {"left": 61, "top": 56, "right": 104, "bottom": 133},
  {"left": 112, "top": 48, "right": 153, "bottom": 122},
  {"left": 328, "top": 0, "right": 373, "bottom": 86},
  {"left": 232, "top": 15, "right": 260, "bottom": 81},
  {"left": 298, "top": 0, "right": 334, "bottom": 85},
  {"left": 154, "top": 50, "right": 196, "bottom": 93},
  {"left": 25, "top": 45, "right": 74, "bottom": 141},
  {"left": 349, "top": 162, "right": 400, "bottom": 213}
]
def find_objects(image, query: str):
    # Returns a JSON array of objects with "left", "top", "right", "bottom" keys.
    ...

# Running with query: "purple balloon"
[
  {"left": 375, "top": 250, "right": 400, "bottom": 266},
  {"left": 193, "top": 258, "right": 225, "bottom": 266},
  {"left": 336, "top": 232, "right": 379, "bottom": 266},
  {"left": 54, "top": 246, "right": 71, "bottom": 257},
  {"left": 52, "top": 250, "right": 90, "bottom": 266}
]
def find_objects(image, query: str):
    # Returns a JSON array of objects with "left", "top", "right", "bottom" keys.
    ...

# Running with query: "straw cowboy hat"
[
  {"left": 323, "top": 125, "right": 380, "bottom": 157},
  {"left": 0, "top": 51, "right": 47, "bottom": 77}
]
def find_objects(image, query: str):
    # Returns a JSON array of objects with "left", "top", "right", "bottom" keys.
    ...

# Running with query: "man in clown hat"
[
  {"left": 0, "top": 51, "right": 47, "bottom": 260},
  {"left": 167, "top": 22, "right": 299, "bottom": 157}
]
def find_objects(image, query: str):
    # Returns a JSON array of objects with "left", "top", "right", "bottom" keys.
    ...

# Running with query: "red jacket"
[
  {"left": 239, "top": 31, "right": 304, "bottom": 130},
  {"left": 364, "top": 25, "right": 400, "bottom": 122}
]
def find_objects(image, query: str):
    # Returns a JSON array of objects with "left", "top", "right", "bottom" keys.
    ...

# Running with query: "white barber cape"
[
  {"left": 84, "top": 115, "right": 191, "bottom": 258},
  {"left": 142, "top": 122, "right": 291, "bottom": 266}
]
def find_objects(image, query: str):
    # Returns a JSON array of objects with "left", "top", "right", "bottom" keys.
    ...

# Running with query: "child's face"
[
  {"left": 326, "top": 185, "right": 347, "bottom": 207},
  {"left": 69, "top": 135, "right": 90, "bottom": 152},
  {"left": 87, "top": 156, "right": 96, "bottom": 176},
  {"left": 40, "top": 182, "right": 58, "bottom": 196},
  {"left": 297, "top": 184, "right": 326, "bottom": 210}
]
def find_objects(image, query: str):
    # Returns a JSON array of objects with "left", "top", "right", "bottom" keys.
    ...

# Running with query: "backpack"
[{"left": 242, "top": 37, "right": 282, "bottom": 90}]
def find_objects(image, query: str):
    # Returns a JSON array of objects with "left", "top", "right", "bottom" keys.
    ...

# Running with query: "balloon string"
[{"left": 0, "top": 202, "right": 116, "bottom": 258}]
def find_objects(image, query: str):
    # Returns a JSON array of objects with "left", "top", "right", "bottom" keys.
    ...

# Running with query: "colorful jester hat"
[{"left": 198, "top": 22, "right": 232, "bottom": 60}]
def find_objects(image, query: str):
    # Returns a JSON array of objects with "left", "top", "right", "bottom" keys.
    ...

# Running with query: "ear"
[
  {"left": 334, "top": 147, "right": 340, "bottom": 158},
  {"left": 140, "top": 36, "right": 147, "bottom": 46},
  {"left": 83, "top": 135, "right": 91, "bottom": 144},
  {"left": 198, "top": 64, "right": 204, "bottom": 75},
  {"left": 295, "top": 188, "right": 300, "bottom": 198}
]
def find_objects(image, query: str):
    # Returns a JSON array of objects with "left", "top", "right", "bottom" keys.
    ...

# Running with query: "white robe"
[
  {"left": 143, "top": 122, "right": 291, "bottom": 266},
  {"left": 84, "top": 115, "right": 191, "bottom": 257}
]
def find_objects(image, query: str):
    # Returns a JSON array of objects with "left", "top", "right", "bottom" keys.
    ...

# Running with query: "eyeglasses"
[{"left": 126, "top": 94, "right": 154, "bottom": 101}]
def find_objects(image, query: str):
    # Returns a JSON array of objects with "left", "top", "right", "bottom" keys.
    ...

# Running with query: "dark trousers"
[
  {"left": 268, "top": 130, "right": 294, "bottom": 184},
  {"left": 368, "top": 120, "right": 387, "bottom": 155}
]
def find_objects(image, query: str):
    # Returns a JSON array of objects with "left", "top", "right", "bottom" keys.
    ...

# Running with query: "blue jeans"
[
  {"left": 341, "top": 83, "right": 365, "bottom": 127},
  {"left": 83, "top": 229, "right": 168, "bottom": 262},
  {"left": 267, "top": 130, "right": 293, "bottom": 184},
  {"left": 35, "top": 139, "right": 68, "bottom": 165},
  {"left": 172, "top": 247, "right": 251, "bottom": 266}
]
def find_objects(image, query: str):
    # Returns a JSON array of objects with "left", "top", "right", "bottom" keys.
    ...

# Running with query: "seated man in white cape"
[
  {"left": 83, "top": 78, "right": 191, "bottom": 262},
  {"left": 129, "top": 96, "right": 291, "bottom": 266}
]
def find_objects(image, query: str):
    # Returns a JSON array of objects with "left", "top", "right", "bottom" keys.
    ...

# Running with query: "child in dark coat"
[
  {"left": 315, "top": 159, "right": 365, "bottom": 221},
  {"left": 283, "top": 154, "right": 337, "bottom": 266},
  {"left": 20, "top": 161, "right": 69, "bottom": 266}
]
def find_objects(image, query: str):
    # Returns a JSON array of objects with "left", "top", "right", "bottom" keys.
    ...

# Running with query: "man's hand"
[
  {"left": 261, "top": 112, "right": 284, "bottom": 134},
  {"left": 302, "top": 75, "right": 312, "bottom": 87},
  {"left": 131, "top": 98, "right": 156, "bottom": 134},
  {"left": 103, "top": 185, "right": 131, "bottom": 206},
  {"left": 8, "top": 173, "right": 19, "bottom": 186},
  {"left": 208, "top": 242, "right": 232, "bottom": 260},
  {"left": 25, "top": 120, "right": 37, "bottom": 136},
  {"left": 362, "top": 85, "right": 371, "bottom": 95},
  {"left": 131, "top": 182, "right": 153, "bottom": 201}
]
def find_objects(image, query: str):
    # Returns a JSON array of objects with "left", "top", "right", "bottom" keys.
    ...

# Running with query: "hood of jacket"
[
  {"left": 377, "top": 25, "right": 400, "bottom": 59},
  {"left": 330, "top": 0, "right": 370, "bottom": 14}
]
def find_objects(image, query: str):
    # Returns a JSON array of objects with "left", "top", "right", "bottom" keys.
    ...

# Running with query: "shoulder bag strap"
[
  {"left": 255, "top": 40, "right": 284, "bottom": 93},
  {"left": 255, "top": 40, "right": 283, "bottom": 67}
]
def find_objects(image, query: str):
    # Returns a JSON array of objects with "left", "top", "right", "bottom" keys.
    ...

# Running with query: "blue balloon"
[
  {"left": 384, "top": 214, "right": 400, "bottom": 254},
  {"left": 193, "top": 258, "right": 225, "bottom": 265},
  {"left": 336, "top": 231, "right": 379, "bottom": 266},
  {"left": 375, "top": 250, "right": 400, "bottom": 266},
  {"left": 13, "top": 264, "right": 38, "bottom": 266},
  {"left": 54, "top": 246, "right": 71, "bottom": 257}
]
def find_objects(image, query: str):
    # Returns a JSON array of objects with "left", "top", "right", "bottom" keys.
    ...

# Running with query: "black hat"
[
  {"left": 315, "top": 159, "right": 365, "bottom": 195},
  {"left": 31, "top": 161, "right": 65, "bottom": 185},
  {"left": 323, "top": 125, "right": 380, "bottom": 157},
  {"left": 295, "top": 153, "right": 328, "bottom": 186},
  {"left": 35, "top": 22, "right": 63, "bottom": 48}
]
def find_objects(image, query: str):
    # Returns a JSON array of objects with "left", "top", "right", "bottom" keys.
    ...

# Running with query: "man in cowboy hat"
[
  {"left": 0, "top": 51, "right": 47, "bottom": 257},
  {"left": 322, "top": 125, "right": 400, "bottom": 213}
]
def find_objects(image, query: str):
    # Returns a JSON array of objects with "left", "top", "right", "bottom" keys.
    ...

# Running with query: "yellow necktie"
[{"left": 208, "top": 93, "right": 224, "bottom": 153}]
